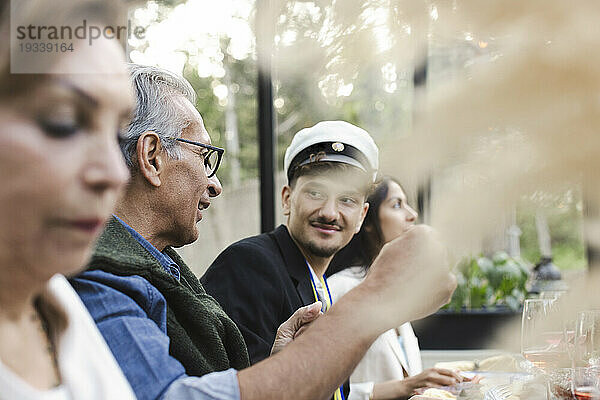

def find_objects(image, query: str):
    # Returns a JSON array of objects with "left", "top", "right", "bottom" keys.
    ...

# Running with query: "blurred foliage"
[
  {"left": 272, "top": 2, "right": 415, "bottom": 171},
  {"left": 518, "top": 188, "right": 587, "bottom": 271},
  {"left": 447, "top": 188, "right": 587, "bottom": 311},
  {"left": 129, "top": 0, "right": 414, "bottom": 186},
  {"left": 445, "top": 251, "right": 531, "bottom": 312},
  {"left": 151, "top": 0, "right": 186, "bottom": 6},
  {"left": 447, "top": 187, "right": 586, "bottom": 312},
  {"left": 183, "top": 51, "right": 259, "bottom": 183}
]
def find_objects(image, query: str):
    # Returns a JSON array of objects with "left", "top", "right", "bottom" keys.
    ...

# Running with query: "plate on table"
[
  {"left": 414, "top": 382, "right": 472, "bottom": 396},
  {"left": 483, "top": 384, "right": 513, "bottom": 400},
  {"left": 460, "top": 371, "right": 531, "bottom": 383}
]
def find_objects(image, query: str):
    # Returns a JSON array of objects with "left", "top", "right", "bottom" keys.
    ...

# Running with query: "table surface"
[
  {"left": 421, "top": 349, "right": 505, "bottom": 369},
  {"left": 412, "top": 351, "right": 546, "bottom": 400}
]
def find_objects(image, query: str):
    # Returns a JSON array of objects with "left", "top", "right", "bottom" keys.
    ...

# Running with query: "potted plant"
[{"left": 412, "top": 252, "right": 531, "bottom": 349}]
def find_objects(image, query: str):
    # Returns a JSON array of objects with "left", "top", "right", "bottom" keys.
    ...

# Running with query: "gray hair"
[{"left": 121, "top": 63, "right": 197, "bottom": 168}]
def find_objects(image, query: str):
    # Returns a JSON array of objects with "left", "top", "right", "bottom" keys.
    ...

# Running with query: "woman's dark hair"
[{"left": 326, "top": 176, "right": 403, "bottom": 277}]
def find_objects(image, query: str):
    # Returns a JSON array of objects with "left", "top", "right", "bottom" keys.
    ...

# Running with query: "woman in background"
[
  {"left": 328, "top": 177, "right": 461, "bottom": 400},
  {"left": 0, "top": 1, "right": 136, "bottom": 398}
]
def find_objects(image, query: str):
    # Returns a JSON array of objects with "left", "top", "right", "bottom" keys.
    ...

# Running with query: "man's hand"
[
  {"left": 361, "top": 225, "right": 457, "bottom": 330},
  {"left": 238, "top": 227, "right": 456, "bottom": 400},
  {"left": 271, "top": 301, "right": 322, "bottom": 355}
]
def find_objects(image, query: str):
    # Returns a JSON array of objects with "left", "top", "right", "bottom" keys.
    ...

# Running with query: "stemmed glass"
[
  {"left": 540, "top": 290, "right": 567, "bottom": 301},
  {"left": 575, "top": 311, "right": 600, "bottom": 368},
  {"left": 521, "top": 299, "right": 567, "bottom": 373},
  {"left": 572, "top": 367, "right": 600, "bottom": 399},
  {"left": 567, "top": 311, "right": 600, "bottom": 399}
]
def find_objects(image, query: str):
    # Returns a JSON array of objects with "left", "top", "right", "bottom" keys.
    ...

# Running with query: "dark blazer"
[{"left": 201, "top": 225, "right": 350, "bottom": 398}]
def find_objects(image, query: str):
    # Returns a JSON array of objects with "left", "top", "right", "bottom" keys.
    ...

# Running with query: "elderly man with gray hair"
[
  {"left": 71, "top": 63, "right": 455, "bottom": 400},
  {"left": 71, "top": 64, "right": 251, "bottom": 399}
]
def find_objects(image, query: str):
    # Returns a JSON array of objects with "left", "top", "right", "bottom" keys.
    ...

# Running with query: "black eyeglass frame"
[{"left": 175, "top": 138, "right": 224, "bottom": 178}]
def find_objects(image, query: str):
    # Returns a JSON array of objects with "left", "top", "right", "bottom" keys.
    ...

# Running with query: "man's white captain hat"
[{"left": 283, "top": 121, "right": 379, "bottom": 183}]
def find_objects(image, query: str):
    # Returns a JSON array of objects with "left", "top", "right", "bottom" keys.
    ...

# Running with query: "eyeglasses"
[{"left": 175, "top": 138, "right": 224, "bottom": 178}]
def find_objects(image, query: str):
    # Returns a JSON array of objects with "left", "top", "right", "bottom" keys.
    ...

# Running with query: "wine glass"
[
  {"left": 575, "top": 311, "right": 600, "bottom": 368},
  {"left": 572, "top": 367, "right": 600, "bottom": 400},
  {"left": 564, "top": 318, "right": 577, "bottom": 367},
  {"left": 540, "top": 290, "right": 567, "bottom": 301},
  {"left": 522, "top": 299, "right": 567, "bottom": 373}
]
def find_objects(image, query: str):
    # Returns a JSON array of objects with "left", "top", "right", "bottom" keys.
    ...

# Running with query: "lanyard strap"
[
  {"left": 307, "top": 263, "right": 346, "bottom": 400},
  {"left": 308, "top": 267, "right": 334, "bottom": 310}
]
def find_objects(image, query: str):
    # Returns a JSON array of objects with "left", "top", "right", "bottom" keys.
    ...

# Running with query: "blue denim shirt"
[
  {"left": 113, "top": 215, "right": 181, "bottom": 281},
  {"left": 71, "top": 223, "right": 241, "bottom": 400}
]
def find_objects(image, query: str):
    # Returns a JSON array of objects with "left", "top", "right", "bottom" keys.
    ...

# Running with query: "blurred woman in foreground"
[
  {"left": 328, "top": 177, "right": 461, "bottom": 400},
  {"left": 0, "top": 1, "right": 136, "bottom": 398}
]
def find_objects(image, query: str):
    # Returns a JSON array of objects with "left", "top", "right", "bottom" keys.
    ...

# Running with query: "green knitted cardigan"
[{"left": 87, "top": 217, "right": 250, "bottom": 376}]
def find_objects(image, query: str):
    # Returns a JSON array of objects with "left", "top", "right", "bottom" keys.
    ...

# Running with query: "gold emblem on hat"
[{"left": 332, "top": 142, "right": 345, "bottom": 152}]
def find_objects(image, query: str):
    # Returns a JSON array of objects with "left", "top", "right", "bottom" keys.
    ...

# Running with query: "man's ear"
[
  {"left": 281, "top": 185, "right": 292, "bottom": 216},
  {"left": 355, "top": 202, "right": 370, "bottom": 234},
  {"left": 136, "top": 131, "right": 165, "bottom": 187}
]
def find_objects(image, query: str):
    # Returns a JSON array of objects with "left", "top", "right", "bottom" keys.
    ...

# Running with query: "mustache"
[{"left": 310, "top": 218, "right": 343, "bottom": 230}]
